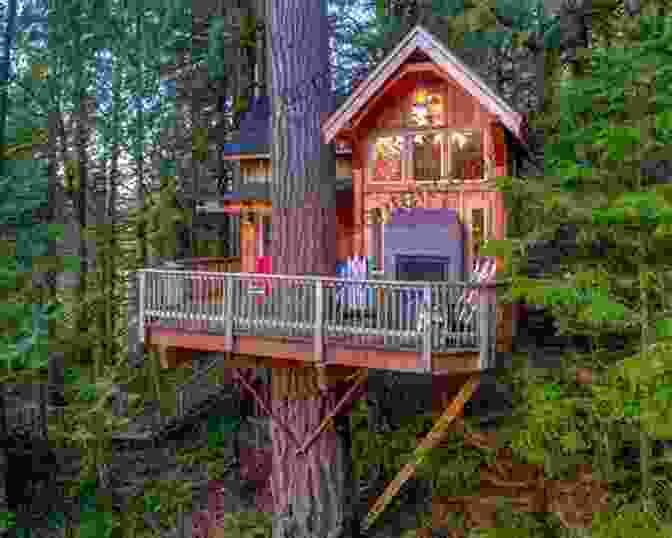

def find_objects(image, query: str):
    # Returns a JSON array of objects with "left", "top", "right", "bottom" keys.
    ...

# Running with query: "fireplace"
[
  {"left": 396, "top": 254, "right": 451, "bottom": 282},
  {"left": 382, "top": 208, "right": 464, "bottom": 282}
]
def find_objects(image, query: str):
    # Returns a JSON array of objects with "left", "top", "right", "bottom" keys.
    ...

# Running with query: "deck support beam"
[
  {"left": 362, "top": 373, "right": 481, "bottom": 532},
  {"left": 294, "top": 368, "right": 368, "bottom": 457},
  {"left": 231, "top": 366, "right": 301, "bottom": 449}
]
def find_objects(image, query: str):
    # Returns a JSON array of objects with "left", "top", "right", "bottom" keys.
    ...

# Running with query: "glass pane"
[
  {"left": 372, "top": 136, "right": 404, "bottom": 181},
  {"left": 408, "top": 88, "right": 443, "bottom": 127},
  {"left": 413, "top": 132, "right": 443, "bottom": 181},
  {"left": 450, "top": 130, "right": 483, "bottom": 180}
]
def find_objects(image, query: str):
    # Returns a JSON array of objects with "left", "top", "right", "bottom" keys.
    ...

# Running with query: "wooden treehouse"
[
  {"left": 135, "top": 25, "right": 535, "bottom": 533},
  {"left": 140, "top": 25, "right": 525, "bottom": 377}
]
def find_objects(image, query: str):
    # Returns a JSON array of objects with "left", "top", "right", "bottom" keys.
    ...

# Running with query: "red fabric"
[{"left": 254, "top": 256, "right": 272, "bottom": 304}]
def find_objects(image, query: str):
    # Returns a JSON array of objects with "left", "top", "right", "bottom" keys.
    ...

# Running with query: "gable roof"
[
  {"left": 322, "top": 25, "right": 527, "bottom": 144},
  {"left": 223, "top": 94, "right": 352, "bottom": 159}
]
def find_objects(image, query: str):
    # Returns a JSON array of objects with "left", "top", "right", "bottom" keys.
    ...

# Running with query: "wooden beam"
[
  {"left": 294, "top": 369, "right": 368, "bottom": 456},
  {"left": 231, "top": 368, "right": 301, "bottom": 449},
  {"left": 362, "top": 374, "right": 481, "bottom": 532},
  {"left": 222, "top": 153, "right": 270, "bottom": 161}
]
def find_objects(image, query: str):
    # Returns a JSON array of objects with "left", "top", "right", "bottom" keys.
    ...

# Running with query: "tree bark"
[{"left": 265, "top": 1, "right": 356, "bottom": 537}]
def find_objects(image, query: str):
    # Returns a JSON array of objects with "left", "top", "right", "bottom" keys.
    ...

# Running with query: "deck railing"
[{"left": 139, "top": 269, "right": 502, "bottom": 371}]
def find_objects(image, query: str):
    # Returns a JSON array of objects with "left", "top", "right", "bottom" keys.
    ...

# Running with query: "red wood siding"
[
  {"left": 241, "top": 221, "right": 256, "bottom": 273},
  {"left": 336, "top": 189, "right": 355, "bottom": 260}
]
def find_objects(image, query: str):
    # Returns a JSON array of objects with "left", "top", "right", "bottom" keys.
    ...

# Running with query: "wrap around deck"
[{"left": 139, "top": 268, "right": 503, "bottom": 374}]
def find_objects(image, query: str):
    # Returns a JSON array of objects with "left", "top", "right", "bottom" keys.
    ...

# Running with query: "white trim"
[{"left": 322, "top": 25, "right": 524, "bottom": 144}]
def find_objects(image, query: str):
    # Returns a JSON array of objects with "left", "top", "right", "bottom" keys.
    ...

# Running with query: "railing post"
[
  {"left": 479, "top": 283, "right": 497, "bottom": 370},
  {"left": 314, "top": 280, "right": 324, "bottom": 366},
  {"left": 224, "top": 277, "right": 234, "bottom": 352},
  {"left": 138, "top": 270, "right": 146, "bottom": 344},
  {"left": 421, "top": 286, "right": 432, "bottom": 373}
]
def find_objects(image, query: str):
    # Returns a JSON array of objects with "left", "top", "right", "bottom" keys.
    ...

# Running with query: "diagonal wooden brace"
[
  {"left": 294, "top": 368, "right": 368, "bottom": 457},
  {"left": 362, "top": 374, "right": 481, "bottom": 532},
  {"left": 231, "top": 368, "right": 301, "bottom": 449}
]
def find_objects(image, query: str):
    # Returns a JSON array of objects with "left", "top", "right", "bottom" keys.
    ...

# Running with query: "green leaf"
[
  {"left": 77, "top": 383, "right": 97, "bottom": 402},
  {"left": 543, "top": 383, "right": 562, "bottom": 401},
  {"left": 143, "top": 494, "right": 162, "bottom": 513},
  {"left": 623, "top": 399, "right": 641, "bottom": 418},
  {"left": 655, "top": 384, "right": 672, "bottom": 401},
  {"left": 0, "top": 511, "right": 16, "bottom": 529},
  {"left": 64, "top": 367, "right": 80, "bottom": 384}
]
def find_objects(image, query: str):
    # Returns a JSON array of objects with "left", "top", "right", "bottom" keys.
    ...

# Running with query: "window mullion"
[{"left": 405, "top": 134, "right": 411, "bottom": 182}]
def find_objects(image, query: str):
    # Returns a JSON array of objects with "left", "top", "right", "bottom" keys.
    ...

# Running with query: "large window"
[{"left": 370, "top": 128, "right": 484, "bottom": 183}]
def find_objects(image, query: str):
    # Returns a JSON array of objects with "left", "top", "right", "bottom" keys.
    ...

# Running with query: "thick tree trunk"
[
  {"left": 270, "top": 369, "right": 358, "bottom": 538},
  {"left": 265, "top": 1, "right": 355, "bottom": 537}
]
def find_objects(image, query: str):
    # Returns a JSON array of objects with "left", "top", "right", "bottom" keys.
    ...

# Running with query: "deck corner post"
[
  {"left": 314, "top": 279, "right": 324, "bottom": 365},
  {"left": 224, "top": 276, "right": 234, "bottom": 351},
  {"left": 138, "top": 270, "right": 146, "bottom": 344},
  {"left": 479, "top": 284, "right": 496, "bottom": 370},
  {"left": 421, "top": 285, "right": 432, "bottom": 372}
]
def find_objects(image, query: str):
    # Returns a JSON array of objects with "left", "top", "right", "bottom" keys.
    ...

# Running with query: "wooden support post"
[
  {"left": 294, "top": 369, "right": 368, "bottom": 457},
  {"left": 314, "top": 280, "right": 330, "bottom": 390},
  {"left": 362, "top": 374, "right": 481, "bottom": 532}
]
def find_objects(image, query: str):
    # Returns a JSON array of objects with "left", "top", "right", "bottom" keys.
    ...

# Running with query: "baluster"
[
  {"left": 420, "top": 286, "right": 431, "bottom": 371},
  {"left": 314, "top": 280, "right": 324, "bottom": 366}
]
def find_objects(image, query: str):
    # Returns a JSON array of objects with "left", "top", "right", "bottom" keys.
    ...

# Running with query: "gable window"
[{"left": 407, "top": 87, "right": 444, "bottom": 127}]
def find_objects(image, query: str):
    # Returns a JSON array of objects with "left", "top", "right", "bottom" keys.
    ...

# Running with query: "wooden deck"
[
  {"left": 138, "top": 268, "right": 503, "bottom": 375},
  {"left": 147, "top": 321, "right": 481, "bottom": 374}
]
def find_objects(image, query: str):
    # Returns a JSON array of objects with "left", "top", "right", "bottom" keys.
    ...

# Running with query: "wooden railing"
[
  {"left": 138, "top": 269, "right": 501, "bottom": 371},
  {"left": 162, "top": 257, "right": 241, "bottom": 303}
]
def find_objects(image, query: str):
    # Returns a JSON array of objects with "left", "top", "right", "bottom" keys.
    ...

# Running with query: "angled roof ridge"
[{"left": 322, "top": 24, "right": 526, "bottom": 144}]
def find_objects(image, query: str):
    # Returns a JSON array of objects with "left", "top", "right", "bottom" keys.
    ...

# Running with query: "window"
[
  {"left": 406, "top": 87, "right": 444, "bottom": 127},
  {"left": 370, "top": 128, "right": 484, "bottom": 183},
  {"left": 449, "top": 131, "right": 483, "bottom": 180},
  {"left": 412, "top": 132, "right": 443, "bottom": 181},
  {"left": 371, "top": 135, "right": 404, "bottom": 182}
]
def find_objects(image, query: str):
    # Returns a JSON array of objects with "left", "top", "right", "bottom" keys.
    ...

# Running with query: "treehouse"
[{"left": 138, "top": 25, "right": 527, "bottom": 383}]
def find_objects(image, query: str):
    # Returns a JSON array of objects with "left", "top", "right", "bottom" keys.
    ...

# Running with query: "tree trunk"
[
  {"left": 265, "top": 1, "right": 356, "bottom": 537},
  {"left": 75, "top": 90, "right": 91, "bottom": 367},
  {"left": 270, "top": 370, "right": 358, "bottom": 538}
]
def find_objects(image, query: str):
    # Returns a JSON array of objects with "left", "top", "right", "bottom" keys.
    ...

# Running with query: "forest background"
[{"left": 1, "top": 0, "right": 672, "bottom": 537}]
